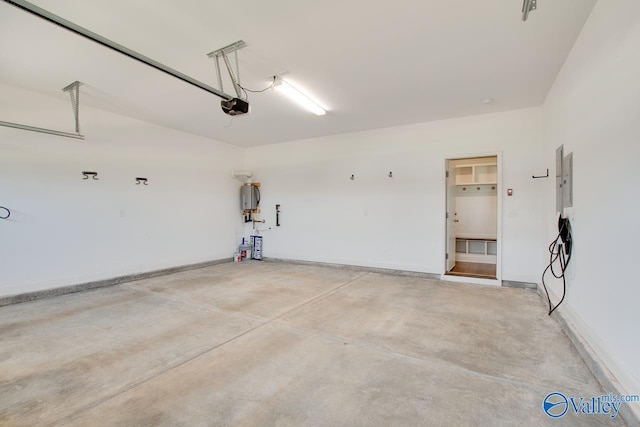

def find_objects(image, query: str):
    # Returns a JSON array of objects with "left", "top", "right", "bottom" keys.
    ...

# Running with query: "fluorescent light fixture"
[{"left": 274, "top": 77, "right": 326, "bottom": 116}]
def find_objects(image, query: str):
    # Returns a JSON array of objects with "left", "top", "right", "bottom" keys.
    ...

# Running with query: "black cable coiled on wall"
[
  {"left": 541, "top": 218, "right": 573, "bottom": 315},
  {"left": 0, "top": 206, "right": 10, "bottom": 220}
]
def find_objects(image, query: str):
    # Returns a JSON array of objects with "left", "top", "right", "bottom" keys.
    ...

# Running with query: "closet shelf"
[
  {"left": 456, "top": 181, "right": 496, "bottom": 185},
  {"left": 455, "top": 237, "right": 497, "bottom": 264},
  {"left": 454, "top": 163, "right": 497, "bottom": 186}
]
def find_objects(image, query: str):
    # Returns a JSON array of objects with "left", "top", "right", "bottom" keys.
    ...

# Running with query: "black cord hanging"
[
  {"left": 541, "top": 219, "right": 573, "bottom": 315},
  {"left": 0, "top": 206, "right": 10, "bottom": 220}
]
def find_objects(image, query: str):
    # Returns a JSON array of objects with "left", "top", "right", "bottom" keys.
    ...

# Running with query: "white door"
[{"left": 446, "top": 162, "right": 456, "bottom": 272}]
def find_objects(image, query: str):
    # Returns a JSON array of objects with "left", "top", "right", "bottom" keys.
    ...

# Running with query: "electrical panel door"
[{"left": 556, "top": 145, "right": 564, "bottom": 213}]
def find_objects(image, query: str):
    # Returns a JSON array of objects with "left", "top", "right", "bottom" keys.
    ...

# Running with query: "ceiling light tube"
[{"left": 274, "top": 78, "right": 326, "bottom": 116}]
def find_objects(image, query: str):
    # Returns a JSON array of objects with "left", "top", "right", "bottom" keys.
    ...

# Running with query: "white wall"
[
  {"left": 543, "top": 0, "right": 640, "bottom": 404},
  {"left": 245, "top": 108, "right": 547, "bottom": 282},
  {"left": 0, "top": 84, "right": 243, "bottom": 296}
]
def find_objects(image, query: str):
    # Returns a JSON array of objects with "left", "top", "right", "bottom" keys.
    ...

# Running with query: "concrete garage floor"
[{"left": 0, "top": 262, "right": 624, "bottom": 426}]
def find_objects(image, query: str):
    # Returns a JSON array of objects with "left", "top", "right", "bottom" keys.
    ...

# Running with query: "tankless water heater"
[{"left": 241, "top": 185, "right": 260, "bottom": 210}]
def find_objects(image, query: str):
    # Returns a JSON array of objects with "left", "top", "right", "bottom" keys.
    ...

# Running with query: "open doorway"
[{"left": 445, "top": 156, "right": 499, "bottom": 280}]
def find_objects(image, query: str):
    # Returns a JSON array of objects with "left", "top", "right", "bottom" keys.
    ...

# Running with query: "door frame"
[{"left": 441, "top": 151, "right": 503, "bottom": 287}]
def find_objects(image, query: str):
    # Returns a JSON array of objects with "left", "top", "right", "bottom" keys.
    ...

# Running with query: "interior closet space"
[{"left": 446, "top": 156, "right": 498, "bottom": 279}]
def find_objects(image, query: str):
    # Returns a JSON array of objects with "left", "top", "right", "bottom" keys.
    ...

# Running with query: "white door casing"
[{"left": 446, "top": 161, "right": 456, "bottom": 272}]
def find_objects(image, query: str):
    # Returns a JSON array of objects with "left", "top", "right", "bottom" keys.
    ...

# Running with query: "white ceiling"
[{"left": 0, "top": 0, "right": 596, "bottom": 147}]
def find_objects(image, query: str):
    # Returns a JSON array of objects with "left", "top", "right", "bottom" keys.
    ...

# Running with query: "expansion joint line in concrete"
[
  {"left": 55, "top": 272, "right": 369, "bottom": 424},
  {"left": 272, "top": 322, "right": 560, "bottom": 394}
]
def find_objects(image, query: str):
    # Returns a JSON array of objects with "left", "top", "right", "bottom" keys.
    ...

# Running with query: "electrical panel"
[
  {"left": 240, "top": 185, "right": 259, "bottom": 210},
  {"left": 556, "top": 145, "right": 564, "bottom": 213},
  {"left": 562, "top": 152, "right": 573, "bottom": 208},
  {"left": 556, "top": 145, "right": 574, "bottom": 212}
]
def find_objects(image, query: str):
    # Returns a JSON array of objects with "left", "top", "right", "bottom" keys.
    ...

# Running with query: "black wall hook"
[
  {"left": 350, "top": 174, "right": 355, "bottom": 180},
  {"left": 388, "top": 171, "right": 393, "bottom": 178},
  {"left": 0, "top": 206, "right": 10, "bottom": 220},
  {"left": 135, "top": 177, "right": 149, "bottom": 185},
  {"left": 532, "top": 168, "right": 549, "bottom": 179},
  {"left": 82, "top": 171, "right": 98, "bottom": 180}
]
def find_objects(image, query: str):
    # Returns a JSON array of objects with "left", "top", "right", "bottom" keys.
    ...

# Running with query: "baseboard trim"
[
  {"left": 502, "top": 280, "right": 537, "bottom": 289},
  {"left": 264, "top": 257, "right": 442, "bottom": 280},
  {"left": 0, "top": 258, "right": 231, "bottom": 307},
  {"left": 536, "top": 284, "right": 640, "bottom": 425}
]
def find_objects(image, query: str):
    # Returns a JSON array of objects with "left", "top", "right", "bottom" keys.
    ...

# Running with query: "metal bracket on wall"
[
  {"left": 532, "top": 168, "right": 549, "bottom": 179},
  {"left": 82, "top": 171, "right": 99, "bottom": 180}
]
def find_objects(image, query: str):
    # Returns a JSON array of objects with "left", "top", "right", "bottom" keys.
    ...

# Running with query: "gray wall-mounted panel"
[
  {"left": 556, "top": 145, "right": 564, "bottom": 213},
  {"left": 563, "top": 152, "right": 573, "bottom": 208}
]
